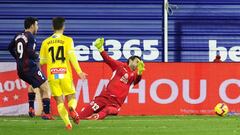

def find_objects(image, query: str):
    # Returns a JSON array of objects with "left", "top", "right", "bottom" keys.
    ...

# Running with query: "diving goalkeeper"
[{"left": 79, "top": 38, "right": 145, "bottom": 120}]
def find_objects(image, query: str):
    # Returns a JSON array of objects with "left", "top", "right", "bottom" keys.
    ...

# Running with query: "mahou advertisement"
[{"left": 1, "top": 62, "right": 240, "bottom": 116}]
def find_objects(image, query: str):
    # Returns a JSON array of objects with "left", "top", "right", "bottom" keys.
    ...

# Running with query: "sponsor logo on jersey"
[
  {"left": 50, "top": 68, "right": 67, "bottom": 74},
  {"left": 120, "top": 73, "right": 129, "bottom": 84}
]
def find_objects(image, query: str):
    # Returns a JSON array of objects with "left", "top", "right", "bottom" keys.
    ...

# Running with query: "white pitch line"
[
  {"left": 2, "top": 119, "right": 33, "bottom": 122},
  {"left": 81, "top": 126, "right": 167, "bottom": 130}
]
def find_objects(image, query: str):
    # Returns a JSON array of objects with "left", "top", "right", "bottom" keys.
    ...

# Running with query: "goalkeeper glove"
[
  {"left": 137, "top": 60, "right": 145, "bottom": 75},
  {"left": 94, "top": 37, "right": 104, "bottom": 52}
]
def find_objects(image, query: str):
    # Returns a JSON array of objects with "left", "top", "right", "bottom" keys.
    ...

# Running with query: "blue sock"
[
  {"left": 42, "top": 98, "right": 50, "bottom": 114},
  {"left": 28, "top": 92, "right": 35, "bottom": 109}
]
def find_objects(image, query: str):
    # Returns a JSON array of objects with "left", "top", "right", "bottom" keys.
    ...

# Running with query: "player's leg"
[
  {"left": 66, "top": 94, "right": 80, "bottom": 124},
  {"left": 88, "top": 96, "right": 121, "bottom": 120},
  {"left": 54, "top": 96, "right": 72, "bottom": 130},
  {"left": 61, "top": 79, "right": 79, "bottom": 124},
  {"left": 50, "top": 79, "right": 72, "bottom": 130},
  {"left": 38, "top": 81, "right": 54, "bottom": 120},
  {"left": 28, "top": 86, "right": 36, "bottom": 117},
  {"left": 106, "top": 105, "right": 120, "bottom": 115},
  {"left": 17, "top": 70, "right": 52, "bottom": 119},
  {"left": 79, "top": 96, "right": 106, "bottom": 120},
  {"left": 79, "top": 103, "right": 95, "bottom": 119},
  {"left": 17, "top": 72, "right": 36, "bottom": 117},
  {"left": 96, "top": 105, "right": 120, "bottom": 120},
  {"left": 30, "top": 70, "right": 53, "bottom": 120}
]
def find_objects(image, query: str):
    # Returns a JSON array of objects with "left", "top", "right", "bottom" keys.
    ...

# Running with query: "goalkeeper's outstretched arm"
[{"left": 94, "top": 38, "right": 123, "bottom": 71}]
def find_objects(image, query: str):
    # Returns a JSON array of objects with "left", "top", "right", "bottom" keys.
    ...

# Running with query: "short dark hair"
[
  {"left": 24, "top": 17, "right": 38, "bottom": 29},
  {"left": 52, "top": 17, "right": 65, "bottom": 30},
  {"left": 127, "top": 55, "right": 141, "bottom": 64}
]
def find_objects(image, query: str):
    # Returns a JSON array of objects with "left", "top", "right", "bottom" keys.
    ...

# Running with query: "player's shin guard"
[
  {"left": 28, "top": 92, "right": 35, "bottom": 109},
  {"left": 42, "top": 98, "right": 50, "bottom": 114},
  {"left": 57, "top": 103, "right": 71, "bottom": 127},
  {"left": 68, "top": 98, "right": 77, "bottom": 110},
  {"left": 28, "top": 92, "right": 36, "bottom": 117}
]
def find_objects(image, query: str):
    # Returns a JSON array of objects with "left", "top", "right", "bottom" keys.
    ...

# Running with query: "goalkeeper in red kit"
[{"left": 79, "top": 38, "right": 145, "bottom": 120}]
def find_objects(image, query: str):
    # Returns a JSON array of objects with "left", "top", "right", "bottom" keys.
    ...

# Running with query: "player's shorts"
[
  {"left": 18, "top": 68, "right": 46, "bottom": 88},
  {"left": 90, "top": 95, "right": 120, "bottom": 113},
  {"left": 48, "top": 78, "right": 75, "bottom": 97}
]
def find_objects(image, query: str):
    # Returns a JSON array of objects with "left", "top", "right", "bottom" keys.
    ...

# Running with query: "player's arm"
[
  {"left": 27, "top": 36, "right": 39, "bottom": 61},
  {"left": 8, "top": 37, "right": 17, "bottom": 59},
  {"left": 39, "top": 41, "right": 47, "bottom": 65},
  {"left": 94, "top": 38, "right": 123, "bottom": 71},
  {"left": 134, "top": 75, "right": 142, "bottom": 85},
  {"left": 68, "top": 39, "right": 87, "bottom": 79}
]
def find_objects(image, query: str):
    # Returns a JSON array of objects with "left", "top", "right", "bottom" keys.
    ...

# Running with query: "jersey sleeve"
[
  {"left": 27, "top": 36, "right": 39, "bottom": 62},
  {"left": 8, "top": 37, "right": 17, "bottom": 59},
  {"left": 100, "top": 51, "right": 123, "bottom": 71},
  {"left": 40, "top": 41, "right": 47, "bottom": 65},
  {"left": 68, "top": 38, "right": 82, "bottom": 74}
]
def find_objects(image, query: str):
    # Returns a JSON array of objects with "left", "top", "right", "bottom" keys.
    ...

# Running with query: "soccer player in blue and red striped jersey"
[{"left": 8, "top": 17, "right": 54, "bottom": 120}]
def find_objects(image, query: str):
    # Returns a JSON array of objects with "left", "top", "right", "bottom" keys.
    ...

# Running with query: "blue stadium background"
[{"left": 1, "top": 0, "right": 240, "bottom": 62}]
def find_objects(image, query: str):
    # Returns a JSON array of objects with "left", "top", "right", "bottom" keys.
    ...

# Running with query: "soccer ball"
[{"left": 214, "top": 103, "right": 229, "bottom": 116}]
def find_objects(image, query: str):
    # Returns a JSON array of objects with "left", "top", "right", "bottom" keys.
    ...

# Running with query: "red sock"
[{"left": 79, "top": 105, "right": 94, "bottom": 119}]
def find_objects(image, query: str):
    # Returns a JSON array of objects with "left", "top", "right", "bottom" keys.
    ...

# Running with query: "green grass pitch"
[{"left": 0, "top": 116, "right": 239, "bottom": 135}]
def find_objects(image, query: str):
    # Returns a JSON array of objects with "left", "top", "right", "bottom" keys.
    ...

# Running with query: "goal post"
[{"left": 163, "top": 0, "right": 169, "bottom": 62}]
